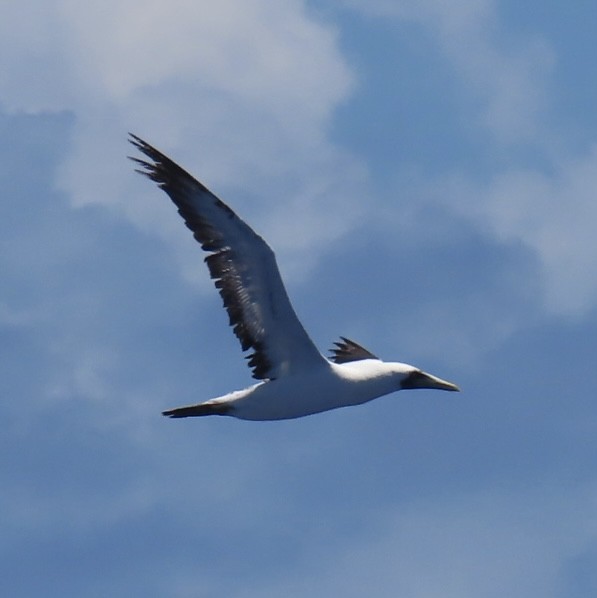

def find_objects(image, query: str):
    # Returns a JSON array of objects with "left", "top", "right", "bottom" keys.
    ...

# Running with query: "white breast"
[{"left": 228, "top": 360, "right": 400, "bottom": 420}]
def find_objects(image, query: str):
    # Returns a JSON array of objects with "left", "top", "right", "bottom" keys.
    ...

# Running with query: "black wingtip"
[
  {"left": 162, "top": 403, "right": 232, "bottom": 418},
  {"left": 329, "top": 336, "right": 379, "bottom": 364},
  {"left": 162, "top": 408, "right": 181, "bottom": 418},
  {"left": 128, "top": 133, "right": 156, "bottom": 158},
  {"left": 127, "top": 134, "right": 153, "bottom": 171},
  {"left": 128, "top": 133, "right": 147, "bottom": 156},
  {"left": 128, "top": 132, "right": 145, "bottom": 147}
]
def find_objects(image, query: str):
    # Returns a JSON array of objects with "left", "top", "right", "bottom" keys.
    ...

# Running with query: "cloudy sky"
[{"left": 2, "top": 0, "right": 597, "bottom": 595}]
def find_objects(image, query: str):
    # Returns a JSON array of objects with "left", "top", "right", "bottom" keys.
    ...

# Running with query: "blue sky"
[{"left": 2, "top": 1, "right": 597, "bottom": 595}]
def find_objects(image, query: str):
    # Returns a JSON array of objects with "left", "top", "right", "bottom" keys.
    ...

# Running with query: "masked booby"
[{"left": 129, "top": 134, "right": 459, "bottom": 421}]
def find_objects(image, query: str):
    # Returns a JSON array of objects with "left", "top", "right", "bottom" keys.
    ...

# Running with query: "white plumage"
[{"left": 129, "top": 135, "right": 459, "bottom": 421}]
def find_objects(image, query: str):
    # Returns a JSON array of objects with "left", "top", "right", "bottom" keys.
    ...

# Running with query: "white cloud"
[
  {"left": 382, "top": 144, "right": 597, "bottom": 325},
  {"left": 344, "top": 0, "right": 553, "bottom": 144},
  {"left": 342, "top": 0, "right": 597, "bottom": 317},
  {"left": 229, "top": 483, "right": 597, "bottom": 597},
  {"left": 443, "top": 146, "right": 597, "bottom": 316},
  {"left": 329, "top": 485, "right": 597, "bottom": 597},
  {"left": 0, "top": 0, "right": 351, "bottom": 118},
  {"left": 0, "top": 0, "right": 364, "bottom": 281}
]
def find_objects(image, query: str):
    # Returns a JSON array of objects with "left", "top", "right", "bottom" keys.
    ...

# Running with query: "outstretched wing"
[
  {"left": 329, "top": 337, "right": 379, "bottom": 364},
  {"left": 129, "top": 134, "right": 327, "bottom": 380}
]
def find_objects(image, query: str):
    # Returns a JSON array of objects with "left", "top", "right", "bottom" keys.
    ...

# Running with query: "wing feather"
[
  {"left": 329, "top": 337, "right": 379, "bottom": 364},
  {"left": 129, "top": 134, "right": 327, "bottom": 380}
]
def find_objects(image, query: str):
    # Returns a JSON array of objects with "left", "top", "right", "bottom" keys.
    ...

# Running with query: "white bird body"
[
  {"left": 129, "top": 135, "right": 459, "bottom": 421},
  {"left": 202, "top": 360, "right": 416, "bottom": 421}
]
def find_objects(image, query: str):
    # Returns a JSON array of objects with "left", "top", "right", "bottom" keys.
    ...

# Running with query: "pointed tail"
[{"left": 162, "top": 402, "right": 231, "bottom": 418}]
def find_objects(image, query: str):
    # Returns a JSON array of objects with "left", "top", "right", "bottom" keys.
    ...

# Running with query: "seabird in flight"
[{"left": 129, "top": 134, "right": 459, "bottom": 421}]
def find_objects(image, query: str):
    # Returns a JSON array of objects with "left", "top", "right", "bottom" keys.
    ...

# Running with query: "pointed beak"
[
  {"left": 422, "top": 372, "right": 460, "bottom": 392},
  {"left": 402, "top": 370, "right": 460, "bottom": 392}
]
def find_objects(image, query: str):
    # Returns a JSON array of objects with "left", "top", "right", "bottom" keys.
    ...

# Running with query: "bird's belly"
[{"left": 229, "top": 372, "right": 390, "bottom": 421}]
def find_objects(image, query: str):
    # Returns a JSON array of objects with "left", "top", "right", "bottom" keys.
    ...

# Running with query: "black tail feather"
[{"left": 162, "top": 402, "right": 231, "bottom": 418}]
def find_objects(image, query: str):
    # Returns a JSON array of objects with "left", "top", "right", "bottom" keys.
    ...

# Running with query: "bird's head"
[{"left": 391, "top": 363, "right": 460, "bottom": 392}]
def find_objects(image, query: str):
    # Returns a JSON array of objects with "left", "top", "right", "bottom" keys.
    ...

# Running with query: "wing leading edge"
[{"left": 129, "top": 134, "right": 327, "bottom": 380}]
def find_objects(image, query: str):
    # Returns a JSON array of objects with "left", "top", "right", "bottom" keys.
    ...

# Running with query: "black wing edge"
[
  {"left": 329, "top": 337, "right": 379, "bottom": 364},
  {"left": 128, "top": 133, "right": 214, "bottom": 196},
  {"left": 128, "top": 133, "right": 272, "bottom": 380}
]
